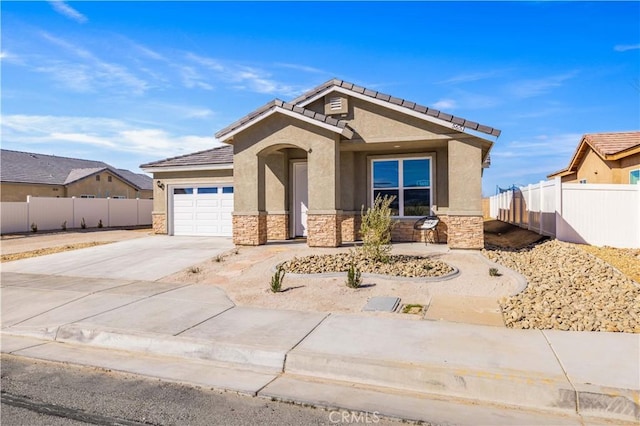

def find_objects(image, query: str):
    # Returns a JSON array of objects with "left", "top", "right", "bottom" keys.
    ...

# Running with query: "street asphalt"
[{"left": 1, "top": 235, "right": 638, "bottom": 425}]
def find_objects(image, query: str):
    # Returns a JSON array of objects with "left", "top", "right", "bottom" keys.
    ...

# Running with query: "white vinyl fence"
[
  {"left": 489, "top": 177, "right": 640, "bottom": 248},
  {"left": 1, "top": 196, "right": 153, "bottom": 234}
]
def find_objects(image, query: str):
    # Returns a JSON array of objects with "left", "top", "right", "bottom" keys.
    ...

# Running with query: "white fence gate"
[
  {"left": 1, "top": 196, "right": 153, "bottom": 234},
  {"left": 489, "top": 177, "right": 640, "bottom": 248}
]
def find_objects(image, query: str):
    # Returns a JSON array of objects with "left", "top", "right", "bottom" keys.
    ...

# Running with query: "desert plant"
[
  {"left": 188, "top": 266, "right": 201, "bottom": 274},
  {"left": 80, "top": 217, "right": 87, "bottom": 229},
  {"left": 489, "top": 267, "right": 502, "bottom": 277},
  {"left": 30, "top": 222, "right": 38, "bottom": 233},
  {"left": 270, "top": 264, "right": 286, "bottom": 293},
  {"left": 214, "top": 254, "right": 225, "bottom": 263},
  {"left": 345, "top": 261, "right": 362, "bottom": 289},
  {"left": 97, "top": 219, "right": 103, "bottom": 228},
  {"left": 61, "top": 220, "right": 67, "bottom": 231},
  {"left": 359, "top": 194, "right": 397, "bottom": 263}
]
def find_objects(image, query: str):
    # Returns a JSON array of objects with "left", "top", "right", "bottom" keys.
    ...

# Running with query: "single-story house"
[
  {"left": 141, "top": 79, "right": 501, "bottom": 249},
  {"left": 1, "top": 149, "right": 153, "bottom": 201},
  {"left": 548, "top": 131, "right": 640, "bottom": 184}
]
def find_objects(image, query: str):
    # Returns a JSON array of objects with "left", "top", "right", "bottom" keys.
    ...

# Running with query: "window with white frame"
[
  {"left": 579, "top": 179, "right": 587, "bottom": 184},
  {"left": 631, "top": 169, "right": 639, "bottom": 185},
  {"left": 80, "top": 194, "right": 95, "bottom": 198},
  {"left": 371, "top": 157, "right": 432, "bottom": 217}
]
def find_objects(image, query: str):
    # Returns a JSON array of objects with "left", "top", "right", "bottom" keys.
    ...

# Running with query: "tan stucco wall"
[
  {"left": 446, "top": 139, "right": 483, "bottom": 214},
  {"left": 562, "top": 149, "right": 640, "bottom": 184},
  {"left": 66, "top": 171, "right": 142, "bottom": 199},
  {"left": 151, "top": 169, "right": 234, "bottom": 214},
  {"left": 232, "top": 114, "right": 340, "bottom": 213},
  {"left": 0, "top": 182, "right": 65, "bottom": 201}
]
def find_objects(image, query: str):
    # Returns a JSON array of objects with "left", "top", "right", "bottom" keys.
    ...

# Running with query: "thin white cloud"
[
  {"left": 437, "top": 70, "right": 506, "bottom": 85},
  {"left": 614, "top": 44, "right": 640, "bottom": 52},
  {"left": 37, "top": 32, "right": 150, "bottom": 94},
  {"left": 432, "top": 99, "right": 457, "bottom": 110},
  {"left": 1, "top": 115, "right": 217, "bottom": 158},
  {"left": 275, "top": 63, "right": 326, "bottom": 74},
  {"left": 178, "top": 66, "right": 214, "bottom": 90},
  {"left": 492, "top": 133, "right": 581, "bottom": 159},
  {"left": 49, "top": 1, "right": 88, "bottom": 24},
  {"left": 508, "top": 71, "right": 578, "bottom": 98}
]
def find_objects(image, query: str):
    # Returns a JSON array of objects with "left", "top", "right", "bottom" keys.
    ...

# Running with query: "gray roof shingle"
[
  {"left": 0, "top": 149, "right": 151, "bottom": 190},
  {"left": 290, "top": 78, "right": 502, "bottom": 137},
  {"left": 214, "top": 99, "right": 352, "bottom": 140},
  {"left": 140, "top": 145, "right": 233, "bottom": 169}
]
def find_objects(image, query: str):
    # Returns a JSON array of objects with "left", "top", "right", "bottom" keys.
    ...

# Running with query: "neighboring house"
[
  {"left": 1, "top": 149, "right": 153, "bottom": 201},
  {"left": 142, "top": 78, "right": 501, "bottom": 249},
  {"left": 548, "top": 131, "right": 640, "bottom": 184}
]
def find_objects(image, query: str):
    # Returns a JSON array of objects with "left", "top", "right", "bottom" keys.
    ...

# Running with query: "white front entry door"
[{"left": 293, "top": 162, "right": 308, "bottom": 237}]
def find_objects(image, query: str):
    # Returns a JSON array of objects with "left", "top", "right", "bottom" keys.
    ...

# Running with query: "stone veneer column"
[
  {"left": 340, "top": 213, "right": 361, "bottom": 242},
  {"left": 152, "top": 212, "right": 167, "bottom": 234},
  {"left": 307, "top": 214, "right": 341, "bottom": 247},
  {"left": 233, "top": 213, "right": 267, "bottom": 246},
  {"left": 266, "top": 213, "right": 289, "bottom": 240},
  {"left": 444, "top": 215, "right": 484, "bottom": 249}
]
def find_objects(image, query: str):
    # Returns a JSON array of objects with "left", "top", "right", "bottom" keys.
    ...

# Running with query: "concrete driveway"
[{"left": 1, "top": 236, "right": 234, "bottom": 280}]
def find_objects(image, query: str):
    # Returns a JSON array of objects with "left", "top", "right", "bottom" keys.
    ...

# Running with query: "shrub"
[
  {"left": 214, "top": 254, "right": 224, "bottom": 263},
  {"left": 270, "top": 264, "right": 286, "bottom": 293},
  {"left": 97, "top": 219, "right": 103, "bottom": 228},
  {"left": 188, "top": 266, "right": 201, "bottom": 274},
  {"left": 80, "top": 218, "right": 87, "bottom": 229},
  {"left": 489, "top": 267, "right": 502, "bottom": 277},
  {"left": 345, "top": 261, "right": 362, "bottom": 289},
  {"left": 359, "top": 194, "right": 396, "bottom": 263},
  {"left": 30, "top": 222, "right": 38, "bottom": 233},
  {"left": 61, "top": 221, "right": 67, "bottom": 231}
]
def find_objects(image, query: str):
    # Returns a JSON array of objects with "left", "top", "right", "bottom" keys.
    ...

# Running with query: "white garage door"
[{"left": 172, "top": 185, "right": 233, "bottom": 236}]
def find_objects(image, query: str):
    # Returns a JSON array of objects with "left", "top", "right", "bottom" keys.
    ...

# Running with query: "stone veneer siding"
[
  {"left": 267, "top": 214, "right": 289, "bottom": 240},
  {"left": 340, "top": 214, "right": 362, "bottom": 242},
  {"left": 443, "top": 215, "right": 484, "bottom": 249},
  {"left": 307, "top": 214, "right": 342, "bottom": 247},
  {"left": 152, "top": 213, "right": 167, "bottom": 234},
  {"left": 233, "top": 214, "right": 267, "bottom": 246}
]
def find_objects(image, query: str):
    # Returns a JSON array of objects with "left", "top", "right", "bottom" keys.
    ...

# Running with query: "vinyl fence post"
[{"left": 554, "top": 177, "right": 562, "bottom": 240}]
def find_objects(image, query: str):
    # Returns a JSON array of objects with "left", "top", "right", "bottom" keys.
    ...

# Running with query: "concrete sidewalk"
[{"left": 1, "top": 272, "right": 638, "bottom": 425}]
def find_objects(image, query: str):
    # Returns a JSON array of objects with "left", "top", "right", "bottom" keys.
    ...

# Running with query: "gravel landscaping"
[
  {"left": 284, "top": 252, "right": 454, "bottom": 278},
  {"left": 483, "top": 239, "right": 640, "bottom": 333}
]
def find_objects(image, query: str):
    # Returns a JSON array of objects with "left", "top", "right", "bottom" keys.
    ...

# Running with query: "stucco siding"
[
  {"left": 0, "top": 183, "right": 65, "bottom": 201},
  {"left": 66, "top": 171, "right": 142, "bottom": 199}
]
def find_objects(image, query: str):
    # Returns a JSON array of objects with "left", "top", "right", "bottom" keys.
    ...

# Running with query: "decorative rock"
[{"left": 483, "top": 240, "right": 640, "bottom": 334}]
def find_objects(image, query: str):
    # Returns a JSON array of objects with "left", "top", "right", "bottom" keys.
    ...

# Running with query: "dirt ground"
[
  {"left": 483, "top": 220, "right": 548, "bottom": 249},
  {"left": 0, "top": 227, "right": 152, "bottom": 261}
]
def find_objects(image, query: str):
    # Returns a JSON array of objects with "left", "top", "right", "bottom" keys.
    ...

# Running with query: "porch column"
[
  {"left": 307, "top": 136, "right": 342, "bottom": 247},
  {"left": 232, "top": 151, "right": 267, "bottom": 245},
  {"left": 446, "top": 139, "right": 484, "bottom": 249},
  {"left": 265, "top": 152, "right": 289, "bottom": 240}
]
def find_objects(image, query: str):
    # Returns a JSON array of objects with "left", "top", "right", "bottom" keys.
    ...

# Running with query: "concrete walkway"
[
  {"left": 1, "top": 272, "right": 638, "bottom": 425},
  {"left": 1, "top": 235, "right": 234, "bottom": 280}
]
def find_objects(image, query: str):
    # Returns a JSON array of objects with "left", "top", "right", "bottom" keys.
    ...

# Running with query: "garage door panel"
[{"left": 172, "top": 185, "right": 233, "bottom": 237}]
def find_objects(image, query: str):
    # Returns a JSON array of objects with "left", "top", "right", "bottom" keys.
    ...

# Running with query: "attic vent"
[{"left": 329, "top": 97, "right": 343, "bottom": 111}]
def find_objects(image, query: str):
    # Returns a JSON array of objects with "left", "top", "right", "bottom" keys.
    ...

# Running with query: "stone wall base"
[
  {"left": 267, "top": 214, "right": 289, "bottom": 240},
  {"left": 443, "top": 215, "right": 484, "bottom": 249},
  {"left": 307, "top": 214, "right": 342, "bottom": 247},
  {"left": 391, "top": 218, "right": 446, "bottom": 243},
  {"left": 340, "top": 214, "right": 362, "bottom": 242},
  {"left": 152, "top": 213, "right": 167, "bottom": 234},
  {"left": 233, "top": 214, "right": 267, "bottom": 246}
]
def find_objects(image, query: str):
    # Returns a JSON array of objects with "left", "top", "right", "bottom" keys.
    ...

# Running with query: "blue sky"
[{"left": 2, "top": 1, "right": 639, "bottom": 196}]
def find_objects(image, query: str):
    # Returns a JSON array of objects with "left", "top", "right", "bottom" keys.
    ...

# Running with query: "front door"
[{"left": 293, "top": 162, "right": 308, "bottom": 237}]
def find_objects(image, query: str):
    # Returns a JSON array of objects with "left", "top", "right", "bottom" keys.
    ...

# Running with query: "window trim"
[
  {"left": 370, "top": 155, "right": 434, "bottom": 218},
  {"left": 630, "top": 169, "right": 639, "bottom": 185}
]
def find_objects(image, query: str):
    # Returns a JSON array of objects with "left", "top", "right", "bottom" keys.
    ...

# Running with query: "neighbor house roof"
[
  {"left": 140, "top": 145, "right": 234, "bottom": 171},
  {"left": 0, "top": 149, "right": 151, "bottom": 190},
  {"left": 215, "top": 99, "right": 354, "bottom": 141},
  {"left": 548, "top": 131, "right": 640, "bottom": 178}
]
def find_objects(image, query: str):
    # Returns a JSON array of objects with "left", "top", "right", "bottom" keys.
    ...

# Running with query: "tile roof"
[
  {"left": 140, "top": 145, "right": 233, "bottom": 168},
  {"left": 0, "top": 149, "right": 151, "bottom": 190},
  {"left": 214, "top": 99, "right": 352, "bottom": 140},
  {"left": 290, "top": 78, "right": 502, "bottom": 137},
  {"left": 547, "top": 131, "right": 640, "bottom": 178},
  {"left": 116, "top": 169, "right": 153, "bottom": 190},
  {"left": 584, "top": 131, "right": 640, "bottom": 156}
]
